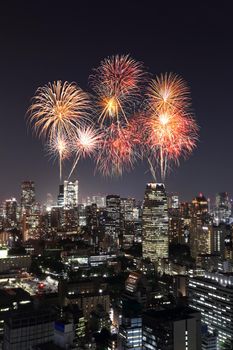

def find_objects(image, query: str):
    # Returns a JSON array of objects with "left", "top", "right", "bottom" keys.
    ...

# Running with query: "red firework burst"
[
  {"left": 90, "top": 54, "right": 145, "bottom": 126},
  {"left": 96, "top": 124, "right": 137, "bottom": 176}
]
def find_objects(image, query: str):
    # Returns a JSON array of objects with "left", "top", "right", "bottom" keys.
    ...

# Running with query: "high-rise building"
[
  {"left": 142, "top": 307, "right": 201, "bottom": 350},
  {"left": 3, "top": 306, "right": 56, "bottom": 349},
  {"left": 188, "top": 271, "right": 233, "bottom": 349},
  {"left": 189, "top": 194, "right": 210, "bottom": 258},
  {"left": 21, "top": 181, "right": 35, "bottom": 214},
  {"left": 105, "top": 195, "right": 121, "bottom": 249},
  {"left": 120, "top": 198, "right": 135, "bottom": 222},
  {"left": 64, "top": 180, "right": 79, "bottom": 209},
  {"left": 214, "top": 192, "right": 232, "bottom": 224},
  {"left": 168, "top": 194, "right": 179, "bottom": 209},
  {"left": 212, "top": 224, "right": 233, "bottom": 260},
  {"left": 202, "top": 332, "right": 218, "bottom": 350},
  {"left": 118, "top": 299, "right": 142, "bottom": 350},
  {"left": 57, "top": 184, "right": 64, "bottom": 207},
  {"left": 77, "top": 204, "right": 86, "bottom": 226},
  {"left": 4, "top": 198, "right": 18, "bottom": 228},
  {"left": 142, "top": 183, "right": 168, "bottom": 263},
  {"left": 92, "top": 195, "right": 106, "bottom": 208}
]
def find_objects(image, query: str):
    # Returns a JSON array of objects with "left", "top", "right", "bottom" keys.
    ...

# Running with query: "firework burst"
[
  {"left": 142, "top": 73, "right": 198, "bottom": 180},
  {"left": 68, "top": 125, "right": 102, "bottom": 179},
  {"left": 90, "top": 54, "right": 145, "bottom": 127},
  {"left": 96, "top": 124, "right": 137, "bottom": 176},
  {"left": 147, "top": 73, "right": 190, "bottom": 115},
  {"left": 28, "top": 80, "right": 91, "bottom": 141}
]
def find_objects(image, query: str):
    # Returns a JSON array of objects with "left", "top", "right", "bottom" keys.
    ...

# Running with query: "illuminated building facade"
[
  {"left": 142, "top": 183, "right": 168, "bottom": 263},
  {"left": 64, "top": 180, "right": 79, "bottom": 209},
  {"left": 188, "top": 272, "right": 233, "bottom": 349},
  {"left": 21, "top": 181, "right": 35, "bottom": 215},
  {"left": 142, "top": 307, "right": 201, "bottom": 350},
  {"left": 189, "top": 194, "right": 211, "bottom": 258},
  {"left": 214, "top": 192, "right": 232, "bottom": 224},
  {"left": 4, "top": 198, "right": 18, "bottom": 228},
  {"left": 105, "top": 195, "right": 121, "bottom": 248},
  {"left": 118, "top": 300, "right": 142, "bottom": 350}
]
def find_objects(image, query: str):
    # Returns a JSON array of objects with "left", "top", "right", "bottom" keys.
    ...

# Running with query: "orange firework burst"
[
  {"left": 68, "top": 125, "right": 102, "bottom": 179},
  {"left": 142, "top": 73, "right": 198, "bottom": 180},
  {"left": 47, "top": 134, "right": 71, "bottom": 180},
  {"left": 96, "top": 124, "right": 136, "bottom": 176},
  {"left": 28, "top": 80, "right": 91, "bottom": 141},
  {"left": 90, "top": 54, "right": 145, "bottom": 127},
  {"left": 147, "top": 73, "right": 190, "bottom": 115}
]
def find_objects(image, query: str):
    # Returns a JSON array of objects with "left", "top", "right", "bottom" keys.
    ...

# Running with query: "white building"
[{"left": 64, "top": 180, "right": 79, "bottom": 209}]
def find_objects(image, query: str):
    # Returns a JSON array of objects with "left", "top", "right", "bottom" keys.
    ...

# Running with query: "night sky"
[{"left": 0, "top": 1, "right": 232, "bottom": 203}]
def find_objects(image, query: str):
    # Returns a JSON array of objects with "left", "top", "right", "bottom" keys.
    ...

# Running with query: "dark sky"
[{"left": 0, "top": 1, "right": 232, "bottom": 203}]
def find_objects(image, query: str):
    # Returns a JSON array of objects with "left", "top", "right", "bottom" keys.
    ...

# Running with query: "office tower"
[
  {"left": 212, "top": 223, "right": 233, "bottom": 260},
  {"left": 120, "top": 197, "right": 136, "bottom": 249},
  {"left": 214, "top": 192, "right": 232, "bottom": 224},
  {"left": 0, "top": 288, "right": 31, "bottom": 345},
  {"left": 64, "top": 180, "right": 79, "bottom": 208},
  {"left": 3, "top": 306, "right": 56, "bottom": 349},
  {"left": 21, "top": 181, "right": 35, "bottom": 214},
  {"left": 77, "top": 204, "right": 86, "bottom": 226},
  {"left": 202, "top": 332, "right": 218, "bottom": 350},
  {"left": 118, "top": 299, "right": 142, "bottom": 350},
  {"left": 4, "top": 198, "right": 18, "bottom": 228},
  {"left": 57, "top": 184, "right": 64, "bottom": 207},
  {"left": 120, "top": 198, "right": 135, "bottom": 222},
  {"left": 168, "top": 211, "right": 185, "bottom": 244},
  {"left": 85, "top": 203, "right": 101, "bottom": 247},
  {"left": 54, "top": 320, "right": 74, "bottom": 348},
  {"left": 168, "top": 194, "right": 179, "bottom": 209},
  {"left": 142, "top": 307, "right": 201, "bottom": 350},
  {"left": 191, "top": 194, "right": 209, "bottom": 217},
  {"left": 142, "top": 183, "right": 168, "bottom": 263},
  {"left": 188, "top": 271, "right": 233, "bottom": 349},
  {"left": 189, "top": 194, "right": 211, "bottom": 258},
  {"left": 92, "top": 195, "right": 106, "bottom": 208},
  {"left": 63, "top": 207, "right": 79, "bottom": 232},
  {"left": 105, "top": 195, "right": 121, "bottom": 248}
]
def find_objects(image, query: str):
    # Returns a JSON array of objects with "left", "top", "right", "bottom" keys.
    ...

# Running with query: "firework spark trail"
[
  {"left": 68, "top": 125, "right": 102, "bottom": 179},
  {"left": 89, "top": 54, "right": 145, "bottom": 128},
  {"left": 47, "top": 134, "right": 71, "bottom": 180}
]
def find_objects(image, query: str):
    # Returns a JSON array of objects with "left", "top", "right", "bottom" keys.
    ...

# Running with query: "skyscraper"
[
  {"left": 142, "top": 183, "right": 168, "bottom": 263},
  {"left": 214, "top": 192, "right": 232, "bottom": 224},
  {"left": 4, "top": 198, "right": 18, "bottom": 228},
  {"left": 189, "top": 194, "right": 210, "bottom": 258},
  {"left": 105, "top": 195, "right": 121, "bottom": 249},
  {"left": 57, "top": 184, "right": 64, "bottom": 207},
  {"left": 21, "top": 181, "right": 35, "bottom": 215},
  {"left": 64, "top": 180, "right": 79, "bottom": 209}
]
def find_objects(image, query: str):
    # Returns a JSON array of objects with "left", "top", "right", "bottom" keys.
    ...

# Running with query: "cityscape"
[
  {"left": 1, "top": 2, "right": 233, "bottom": 350},
  {"left": 0, "top": 180, "right": 233, "bottom": 349}
]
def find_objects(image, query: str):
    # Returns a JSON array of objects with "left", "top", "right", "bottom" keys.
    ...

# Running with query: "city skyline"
[{"left": 0, "top": 2, "right": 233, "bottom": 202}]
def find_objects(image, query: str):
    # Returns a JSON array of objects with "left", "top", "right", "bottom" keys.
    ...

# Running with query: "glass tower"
[{"left": 142, "top": 183, "right": 168, "bottom": 262}]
